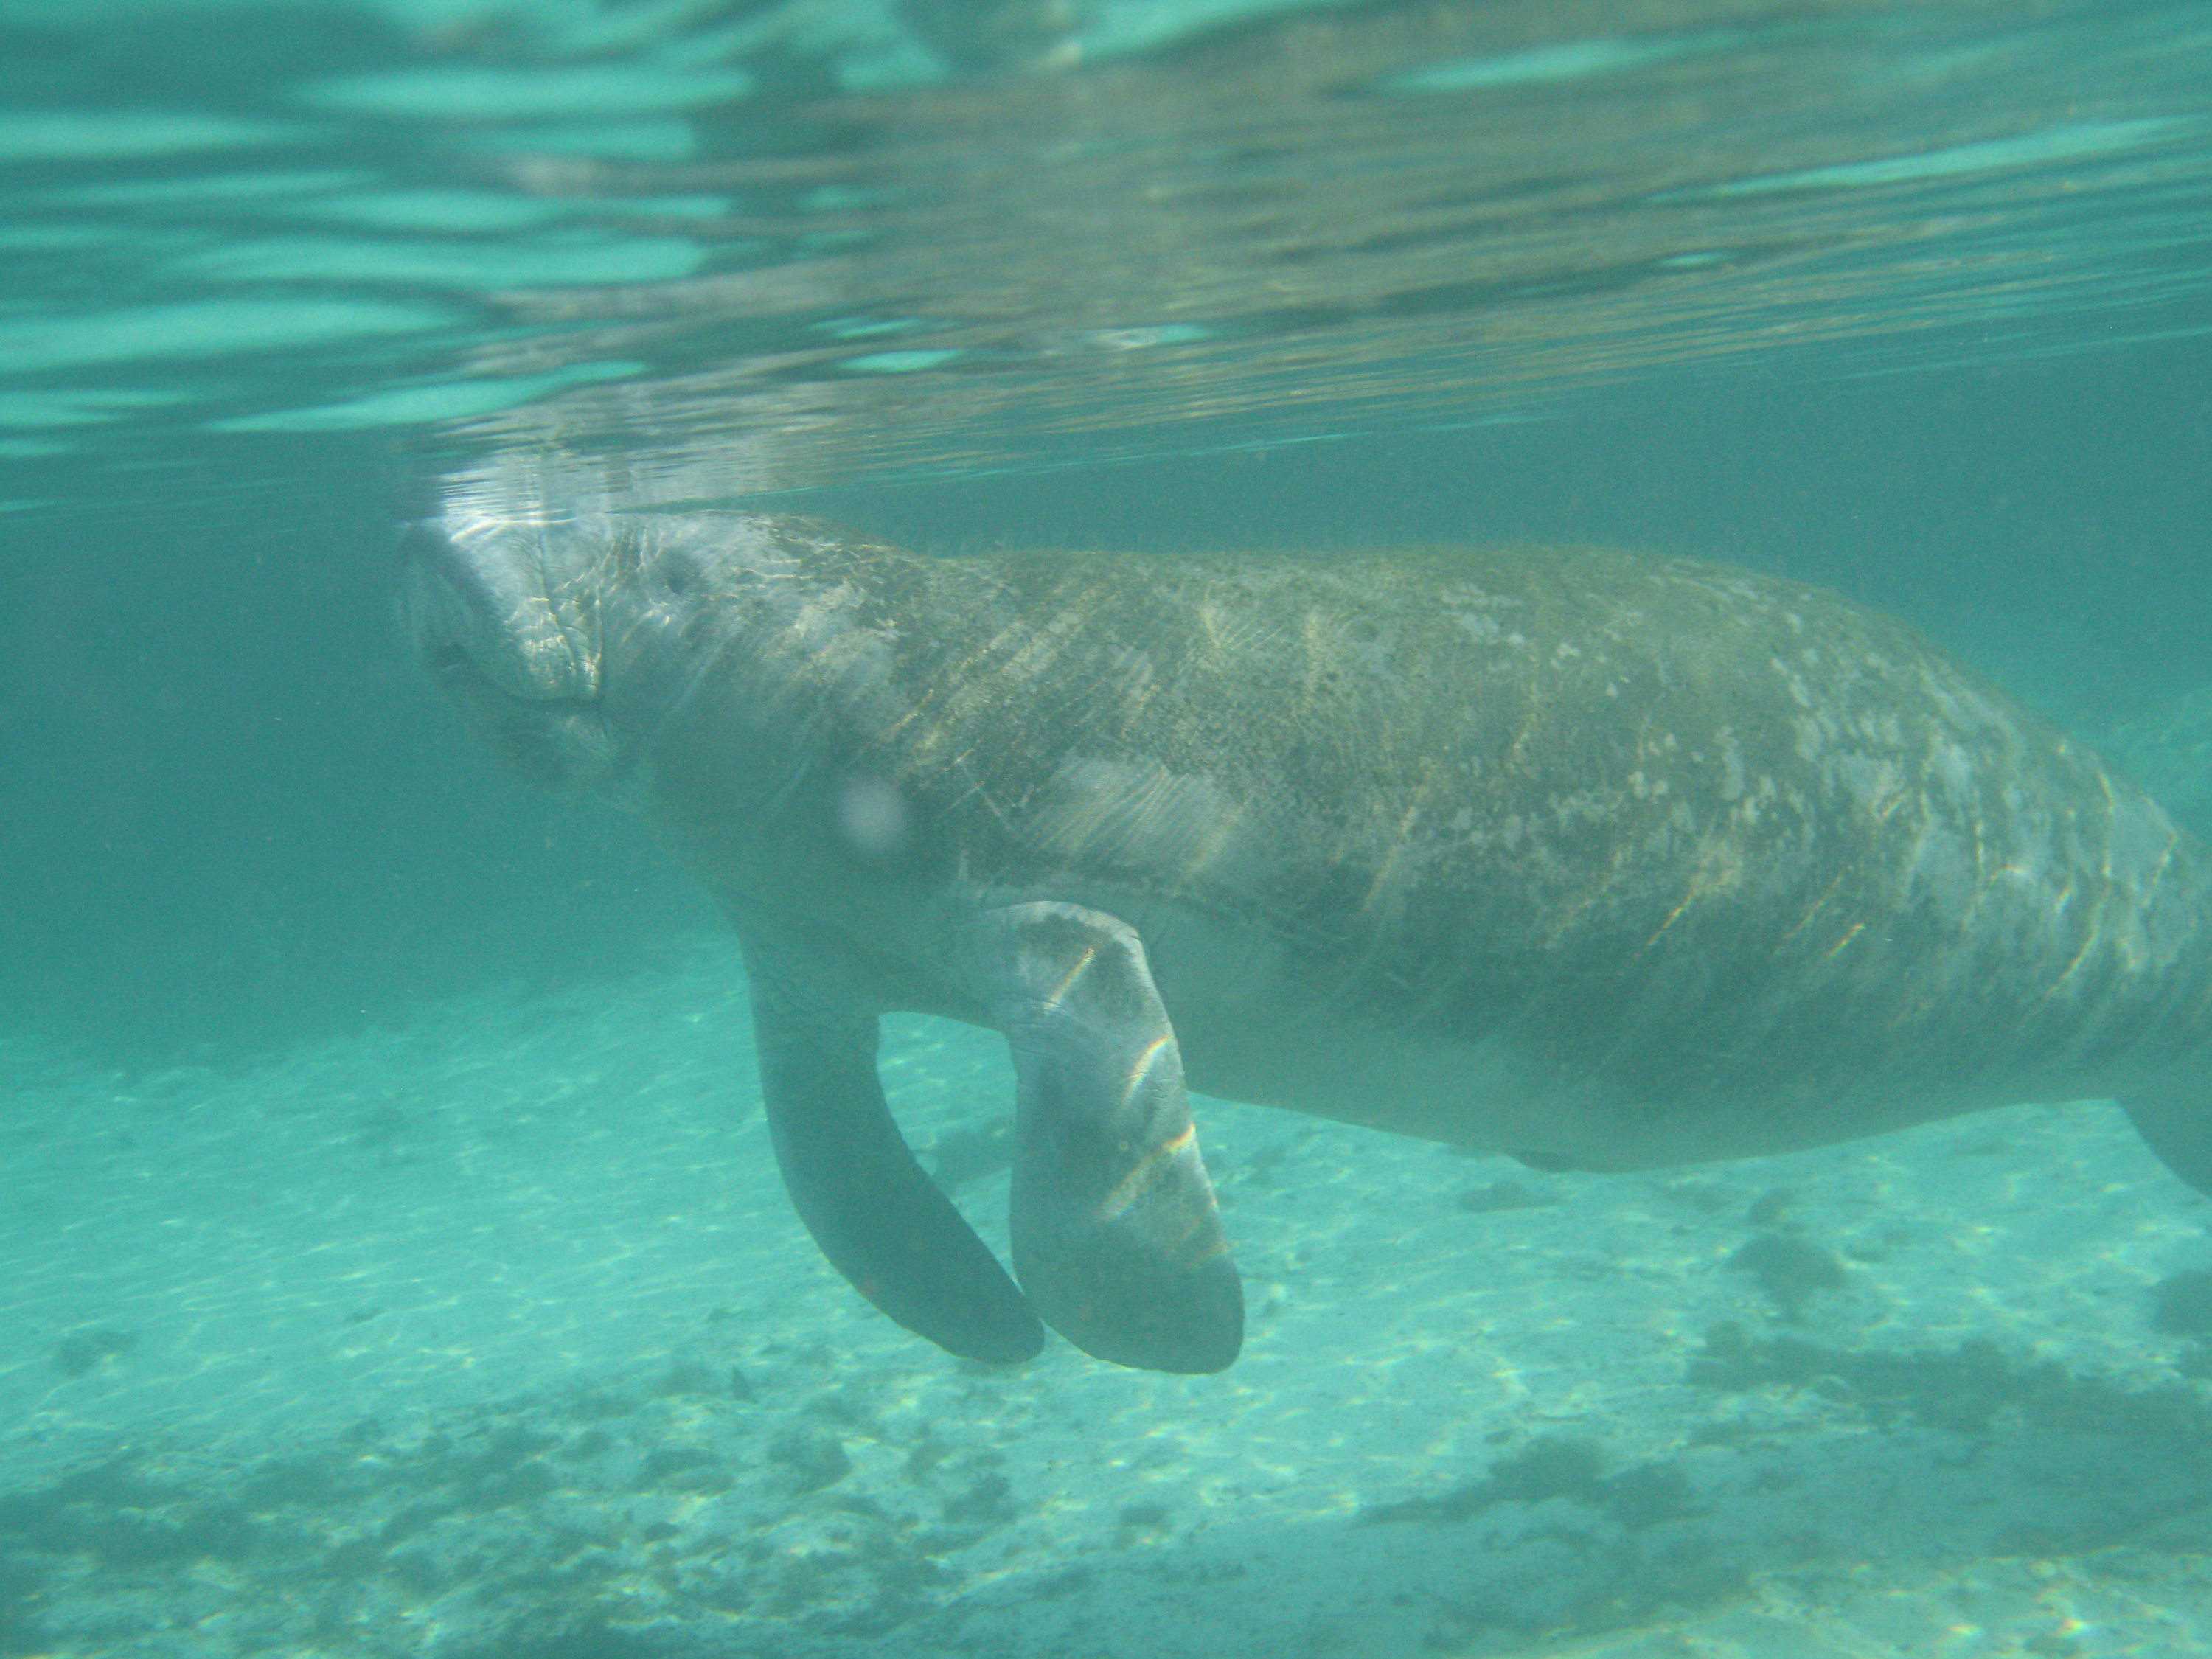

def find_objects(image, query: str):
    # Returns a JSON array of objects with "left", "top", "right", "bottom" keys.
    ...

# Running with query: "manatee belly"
[{"left": 1004, "top": 833, "right": 2211, "bottom": 1173}]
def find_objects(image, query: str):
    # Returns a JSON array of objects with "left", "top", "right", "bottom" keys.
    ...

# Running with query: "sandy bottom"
[{"left": 7, "top": 936, "right": 2212, "bottom": 1658}]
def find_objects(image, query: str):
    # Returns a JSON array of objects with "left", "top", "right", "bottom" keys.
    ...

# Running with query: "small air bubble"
[{"left": 838, "top": 774, "right": 909, "bottom": 857}]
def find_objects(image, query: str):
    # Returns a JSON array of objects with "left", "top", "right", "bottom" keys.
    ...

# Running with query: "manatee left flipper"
[
  {"left": 963, "top": 901, "right": 1242, "bottom": 1374},
  {"left": 746, "top": 962, "right": 1045, "bottom": 1366},
  {"left": 2123, "top": 1085, "right": 2212, "bottom": 1197}
]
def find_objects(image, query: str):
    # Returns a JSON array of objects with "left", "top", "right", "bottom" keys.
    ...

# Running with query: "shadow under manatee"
[
  {"left": 5, "top": 1333, "right": 2212, "bottom": 1658},
  {"left": 919, "top": 1340, "right": 2212, "bottom": 1657}
]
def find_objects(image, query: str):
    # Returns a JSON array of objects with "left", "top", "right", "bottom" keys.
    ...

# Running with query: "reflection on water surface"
[{"left": 4, "top": 0, "right": 2211, "bottom": 504}]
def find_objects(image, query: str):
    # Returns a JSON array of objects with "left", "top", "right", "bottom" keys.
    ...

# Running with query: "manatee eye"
[{"left": 658, "top": 554, "right": 702, "bottom": 598}]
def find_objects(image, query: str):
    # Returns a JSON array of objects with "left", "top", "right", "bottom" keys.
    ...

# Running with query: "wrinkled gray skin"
[{"left": 403, "top": 509, "right": 2212, "bottom": 1374}]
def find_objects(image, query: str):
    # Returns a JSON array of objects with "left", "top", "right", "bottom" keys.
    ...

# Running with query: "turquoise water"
[{"left": 6, "top": 0, "right": 2212, "bottom": 1653}]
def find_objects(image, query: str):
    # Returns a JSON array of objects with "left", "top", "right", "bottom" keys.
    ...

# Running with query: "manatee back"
[{"left": 858, "top": 541, "right": 2212, "bottom": 1113}]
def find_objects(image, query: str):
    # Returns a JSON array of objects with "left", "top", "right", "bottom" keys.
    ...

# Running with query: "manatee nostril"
[{"left": 659, "top": 554, "right": 701, "bottom": 598}]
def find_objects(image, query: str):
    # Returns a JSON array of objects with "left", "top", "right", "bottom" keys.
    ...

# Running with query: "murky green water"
[{"left": 5, "top": 2, "right": 2212, "bottom": 1655}]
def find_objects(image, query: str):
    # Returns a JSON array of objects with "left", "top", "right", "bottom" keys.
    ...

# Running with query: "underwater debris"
[
  {"left": 769, "top": 1430, "right": 852, "bottom": 1495},
  {"left": 636, "top": 1445, "right": 731, "bottom": 1496},
  {"left": 653, "top": 1361, "right": 720, "bottom": 1397},
  {"left": 1360, "top": 1436, "right": 1697, "bottom": 1532},
  {"left": 1745, "top": 1188, "right": 1795, "bottom": 1228},
  {"left": 48, "top": 1328, "right": 135, "bottom": 1377},
  {"left": 1656, "top": 1179, "right": 1734, "bottom": 1213},
  {"left": 942, "top": 1472, "right": 1015, "bottom": 1528},
  {"left": 1115, "top": 1500, "right": 1172, "bottom": 1543},
  {"left": 1455, "top": 1180, "right": 1554, "bottom": 1212},
  {"left": 1687, "top": 1324, "right": 2212, "bottom": 1440},
  {"left": 1725, "top": 1233, "right": 1848, "bottom": 1319}
]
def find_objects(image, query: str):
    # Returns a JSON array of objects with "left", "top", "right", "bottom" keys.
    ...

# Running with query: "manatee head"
[{"left": 400, "top": 508, "right": 763, "bottom": 797}]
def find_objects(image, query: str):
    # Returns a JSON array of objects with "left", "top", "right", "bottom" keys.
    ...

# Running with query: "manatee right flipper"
[
  {"left": 746, "top": 961, "right": 1044, "bottom": 1366},
  {"left": 2123, "top": 1085, "right": 2212, "bottom": 1198},
  {"left": 964, "top": 902, "right": 1242, "bottom": 1374}
]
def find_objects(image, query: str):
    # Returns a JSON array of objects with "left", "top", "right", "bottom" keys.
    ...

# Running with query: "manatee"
[{"left": 401, "top": 510, "right": 2212, "bottom": 1374}]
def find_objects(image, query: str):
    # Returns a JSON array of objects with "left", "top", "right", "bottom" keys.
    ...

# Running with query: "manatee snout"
[
  {"left": 400, "top": 514, "right": 622, "bottom": 791},
  {"left": 399, "top": 516, "right": 602, "bottom": 700}
]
